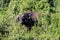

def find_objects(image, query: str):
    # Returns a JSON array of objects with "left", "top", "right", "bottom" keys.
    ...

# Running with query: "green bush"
[{"left": 0, "top": 0, "right": 60, "bottom": 40}]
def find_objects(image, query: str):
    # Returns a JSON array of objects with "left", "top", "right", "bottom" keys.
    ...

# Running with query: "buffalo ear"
[{"left": 16, "top": 16, "right": 20, "bottom": 22}]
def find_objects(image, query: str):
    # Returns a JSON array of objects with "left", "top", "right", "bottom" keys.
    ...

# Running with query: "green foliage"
[{"left": 0, "top": 0, "right": 60, "bottom": 40}]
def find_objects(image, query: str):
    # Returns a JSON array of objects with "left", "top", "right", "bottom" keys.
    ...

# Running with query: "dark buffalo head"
[{"left": 16, "top": 11, "right": 38, "bottom": 31}]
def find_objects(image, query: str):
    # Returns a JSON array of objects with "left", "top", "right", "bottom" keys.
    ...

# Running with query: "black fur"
[{"left": 17, "top": 11, "right": 38, "bottom": 31}]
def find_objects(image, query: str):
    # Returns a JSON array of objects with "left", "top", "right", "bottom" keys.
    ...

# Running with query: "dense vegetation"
[{"left": 0, "top": 0, "right": 60, "bottom": 40}]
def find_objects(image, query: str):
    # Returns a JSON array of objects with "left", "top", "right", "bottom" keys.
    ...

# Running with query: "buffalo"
[{"left": 16, "top": 11, "right": 38, "bottom": 31}]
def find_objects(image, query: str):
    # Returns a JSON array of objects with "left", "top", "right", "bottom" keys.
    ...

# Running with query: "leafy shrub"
[{"left": 0, "top": 0, "right": 60, "bottom": 40}]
